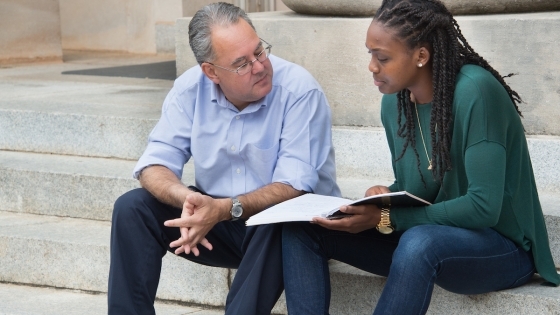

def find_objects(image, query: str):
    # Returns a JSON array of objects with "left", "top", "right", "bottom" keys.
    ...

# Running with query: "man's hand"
[
  {"left": 164, "top": 193, "right": 230, "bottom": 256},
  {"left": 312, "top": 204, "right": 381, "bottom": 234}
]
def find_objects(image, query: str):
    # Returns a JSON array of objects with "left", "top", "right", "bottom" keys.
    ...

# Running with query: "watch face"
[
  {"left": 377, "top": 226, "right": 394, "bottom": 235},
  {"left": 232, "top": 205, "right": 243, "bottom": 218}
]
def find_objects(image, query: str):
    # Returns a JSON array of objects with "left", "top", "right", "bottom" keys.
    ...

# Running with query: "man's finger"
[
  {"left": 170, "top": 238, "right": 184, "bottom": 248},
  {"left": 174, "top": 245, "right": 185, "bottom": 255},
  {"left": 164, "top": 217, "right": 193, "bottom": 227},
  {"left": 199, "top": 238, "right": 213, "bottom": 251},
  {"left": 191, "top": 246, "right": 200, "bottom": 257}
]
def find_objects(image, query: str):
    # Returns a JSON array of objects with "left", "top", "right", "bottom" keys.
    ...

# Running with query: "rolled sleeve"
[
  {"left": 133, "top": 141, "right": 189, "bottom": 179},
  {"left": 271, "top": 89, "right": 339, "bottom": 196},
  {"left": 273, "top": 156, "right": 319, "bottom": 192},
  {"left": 133, "top": 88, "right": 193, "bottom": 179}
]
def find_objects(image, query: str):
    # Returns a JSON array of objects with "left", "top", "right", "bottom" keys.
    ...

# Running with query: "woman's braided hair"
[{"left": 374, "top": 0, "right": 522, "bottom": 183}]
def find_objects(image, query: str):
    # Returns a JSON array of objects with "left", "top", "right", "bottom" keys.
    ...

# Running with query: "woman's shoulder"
[
  {"left": 454, "top": 64, "right": 513, "bottom": 110},
  {"left": 455, "top": 64, "right": 504, "bottom": 96}
]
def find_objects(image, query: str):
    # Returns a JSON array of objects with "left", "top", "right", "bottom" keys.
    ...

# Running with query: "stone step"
[
  {"left": 2, "top": 92, "right": 560, "bottom": 191},
  {"left": 0, "top": 80, "right": 164, "bottom": 160},
  {"left": 177, "top": 11, "right": 560, "bottom": 136},
  {"left": 0, "top": 282, "right": 222, "bottom": 315},
  {"left": 2, "top": 210, "right": 560, "bottom": 315},
  {"left": 2, "top": 149, "right": 560, "bottom": 267},
  {"left": 1, "top": 128, "right": 559, "bottom": 218},
  {"left": 0, "top": 211, "right": 231, "bottom": 309},
  {"left": 0, "top": 150, "right": 143, "bottom": 221}
]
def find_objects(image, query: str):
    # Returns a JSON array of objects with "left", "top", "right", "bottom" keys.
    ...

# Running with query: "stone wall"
[
  {"left": 177, "top": 11, "right": 560, "bottom": 135},
  {"left": 59, "top": 0, "right": 157, "bottom": 54},
  {"left": 281, "top": 0, "right": 560, "bottom": 16},
  {"left": 0, "top": 0, "right": 63, "bottom": 63}
]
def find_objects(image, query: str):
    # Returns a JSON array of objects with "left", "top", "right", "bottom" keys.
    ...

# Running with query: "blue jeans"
[{"left": 282, "top": 223, "right": 535, "bottom": 315}]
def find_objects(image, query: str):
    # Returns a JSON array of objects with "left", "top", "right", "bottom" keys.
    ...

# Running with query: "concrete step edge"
[
  {"left": 0, "top": 282, "right": 222, "bottom": 315},
  {"left": 2, "top": 211, "right": 560, "bottom": 315}
]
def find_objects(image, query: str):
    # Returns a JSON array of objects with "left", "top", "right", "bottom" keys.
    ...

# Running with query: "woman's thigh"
[
  {"left": 284, "top": 222, "right": 402, "bottom": 277},
  {"left": 394, "top": 225, "right": 535, "bottom": 294}
]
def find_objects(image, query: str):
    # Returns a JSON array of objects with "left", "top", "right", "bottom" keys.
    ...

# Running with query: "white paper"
[{"left": 246, "top": 194, "right": 351, "bottom": 226}]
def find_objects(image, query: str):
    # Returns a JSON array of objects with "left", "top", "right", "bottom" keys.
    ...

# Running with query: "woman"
[{"left": 281, "top": 0, "right": 560, "bottom": 314}]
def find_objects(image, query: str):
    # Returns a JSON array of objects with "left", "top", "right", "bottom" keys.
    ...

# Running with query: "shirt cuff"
[{"left": 272, "top": 156, "right": 319, "bottom": 193}]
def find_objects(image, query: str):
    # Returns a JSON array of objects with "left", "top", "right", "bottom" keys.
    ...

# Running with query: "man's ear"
[
  {"left": 417, "top": 46, "right": 431, "bottom": 67},
  {"left": 201, "top": 63, "right": 220, "bottom": 84}
]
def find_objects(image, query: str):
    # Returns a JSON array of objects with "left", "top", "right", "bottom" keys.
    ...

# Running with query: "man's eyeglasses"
[{"left": 206, "top": 39, "right": 272, "bottom": 76}]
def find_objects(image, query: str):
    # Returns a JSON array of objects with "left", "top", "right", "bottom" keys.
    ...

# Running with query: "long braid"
[{"left": 374, "top": 0, "right": 523, "bottom": 183}]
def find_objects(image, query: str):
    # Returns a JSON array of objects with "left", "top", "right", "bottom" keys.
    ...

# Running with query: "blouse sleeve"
[{"left": 391, "top": 140, "right": 506, "bottom": 230}]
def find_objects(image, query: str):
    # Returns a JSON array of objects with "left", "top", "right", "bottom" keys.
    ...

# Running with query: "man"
[{"left": 107, "top": 2, "right": 340, "bottom": 315}]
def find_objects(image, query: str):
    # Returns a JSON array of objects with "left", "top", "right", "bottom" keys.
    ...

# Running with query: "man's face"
[{"left": 205, "top": 19, "right": 273, "bottom": 110}]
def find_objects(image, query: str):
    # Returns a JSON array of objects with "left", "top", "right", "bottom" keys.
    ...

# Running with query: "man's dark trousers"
[{"left": 108, "top": 188, "right": 284, "bottom": 315}]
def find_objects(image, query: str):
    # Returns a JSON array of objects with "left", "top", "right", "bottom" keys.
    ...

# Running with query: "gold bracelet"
[{"left": 376, "top": 207, "right": 394, "bottom": 234}]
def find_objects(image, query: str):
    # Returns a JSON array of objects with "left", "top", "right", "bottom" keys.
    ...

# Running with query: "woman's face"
[{"left": 366, "top": 20, "right": 423, "bottom": 95}]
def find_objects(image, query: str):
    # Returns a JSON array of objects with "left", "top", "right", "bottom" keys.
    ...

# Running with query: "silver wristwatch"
[{"left": 230, "top": 197, "right": 243, "bottom": 221}]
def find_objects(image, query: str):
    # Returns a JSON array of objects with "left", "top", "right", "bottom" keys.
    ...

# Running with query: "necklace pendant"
[{"left": 428, "top": 163, "right": 433, "bottom": 170}]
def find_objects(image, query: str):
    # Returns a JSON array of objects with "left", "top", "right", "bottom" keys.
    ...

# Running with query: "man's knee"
[{"left": 112, "top": 188, "right": 153, "bottom": 223}]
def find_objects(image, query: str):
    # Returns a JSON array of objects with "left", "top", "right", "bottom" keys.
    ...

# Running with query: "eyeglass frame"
[{"left": 205, "top": 39, "right": 272, "bottom": 76}]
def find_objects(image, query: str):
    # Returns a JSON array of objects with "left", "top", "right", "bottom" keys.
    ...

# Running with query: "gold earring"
[{"left": 417, "top": 63, "right": 423, "bottom": 68}]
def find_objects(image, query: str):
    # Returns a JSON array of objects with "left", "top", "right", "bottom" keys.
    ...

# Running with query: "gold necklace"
[{"left": 414, "top": 102, "right": 433, "bottom": 170}]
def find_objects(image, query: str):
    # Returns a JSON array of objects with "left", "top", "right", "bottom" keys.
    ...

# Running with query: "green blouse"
[{"left": 381, "top": 64, "right": 560, "bottom": 285}]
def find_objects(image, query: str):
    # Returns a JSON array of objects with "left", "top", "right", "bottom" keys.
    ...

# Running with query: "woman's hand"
[
  {"left": 312, "top": 204, "right": 381, "bottom": 234},
  {"left": 312, "top": 185, "right": 391, "bottom": 233}
]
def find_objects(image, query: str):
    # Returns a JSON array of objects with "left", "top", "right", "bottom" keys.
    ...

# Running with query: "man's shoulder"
[
  {"left": 172, "top": 65, "right": 209, "bottom": 95},
  {"left": 270, "top": 55, "right": 323, "bottom": 96}
]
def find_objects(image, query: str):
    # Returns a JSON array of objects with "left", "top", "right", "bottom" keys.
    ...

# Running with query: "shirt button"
[
  {"left": 236, "top": 116, "right": 240, "bottom": 120},
  {"left": 236, "top": 168, "right": 241, "bottom": 174},
  {"left": 231, "top": 145, "right": 236, "bottom": 151}
]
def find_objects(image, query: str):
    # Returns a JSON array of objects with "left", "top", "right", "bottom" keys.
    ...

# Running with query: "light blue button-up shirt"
[{"left": 134, "top": 55, "right": 340, "bottom": 199}]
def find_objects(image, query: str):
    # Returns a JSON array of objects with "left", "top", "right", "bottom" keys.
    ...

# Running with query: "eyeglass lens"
[{"left": 236, "top": 45, "right": 270, "bottom": 75}]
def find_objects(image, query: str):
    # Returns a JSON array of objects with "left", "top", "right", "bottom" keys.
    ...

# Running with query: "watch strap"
[{"left": 376, "top": 207, "right": 394, "bottom": 234}]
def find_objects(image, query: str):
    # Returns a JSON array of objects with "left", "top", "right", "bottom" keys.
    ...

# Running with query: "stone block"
[
  {"left": 0, "top": 0, "right": 63, "bottom": 63},
  {"left": 0, "top": 211, "right": 231, "bottom": 306},
  {"left": 155, "top": 0, "right": 182, "bottom": 23},
  {"left": 59, "top": 0, "right": 156, "bottom": 54},
  {"left": 3, "top": 210, "right": 559, "bottom": 315},
  {"left": 177, "top": 11, "right": 560, "bottom": 135},
  {"left": 0, "top": 283, "right": 214, "bottom": 315},
  {"left": 281, "top": 0, "right": 560, "bottom": 16},
  {"left": 0, "top": 150, "right": 195, "bottom": 221},
  {"left": 156, "top": 22, "right": 176, "bottom": 54},
  {"left": 0, "top": 78, "right": 167, "bottom": 160}
]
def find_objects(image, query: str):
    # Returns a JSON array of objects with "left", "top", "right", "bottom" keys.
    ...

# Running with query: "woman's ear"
[
  {"left": 201, "top": 63, "right": 220, "bottom": 84},
  {"left": 416, "top": 46, "right": 431, "bottom": 68}
]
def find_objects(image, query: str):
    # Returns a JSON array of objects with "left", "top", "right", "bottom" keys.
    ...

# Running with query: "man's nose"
[{"left": 251, "top": 59, "right": 265, "bottom": 73}]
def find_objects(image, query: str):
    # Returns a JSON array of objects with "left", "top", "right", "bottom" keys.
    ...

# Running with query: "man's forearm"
[
  {"left": 140, "top": 166, "right": 303, "bottom": 220},
  {"left": 237, "top": 182, "right": 304, "bottom": 219},
  {"left": 138, "top": 165, "right": 192, "bottom": 209}
]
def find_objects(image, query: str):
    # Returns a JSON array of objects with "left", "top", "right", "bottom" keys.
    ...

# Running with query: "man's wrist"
[{"left": 221, "top": 198, "right": 235, "bottom": 221}]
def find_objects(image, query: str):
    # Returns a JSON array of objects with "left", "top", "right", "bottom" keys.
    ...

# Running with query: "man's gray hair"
[{"left": 189, "top": 2, "right": 256, "bottom": 65}]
